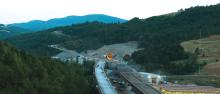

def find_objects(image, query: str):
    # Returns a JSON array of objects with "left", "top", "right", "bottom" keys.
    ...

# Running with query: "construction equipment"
[{"left": 106, "top": 52, "right": 113, "bottom": 61}]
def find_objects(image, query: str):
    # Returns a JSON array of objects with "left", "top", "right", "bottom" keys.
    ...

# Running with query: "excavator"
[{"left": 105, "top": 52, "right": 130, "bottom": 61}]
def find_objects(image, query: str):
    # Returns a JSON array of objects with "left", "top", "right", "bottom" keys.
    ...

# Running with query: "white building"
[
  {"left": 139, "top": 72, "right": 164, "bottom": 85},
  {"left": 76, "top": 55, "right": 85, "bottom": 64}
]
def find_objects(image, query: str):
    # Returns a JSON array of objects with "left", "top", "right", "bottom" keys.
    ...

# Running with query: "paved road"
[
  {"left": 120, "top": 72, "right": 161, "bottom": 94},
  {"left": 50, "top": 44, "right": 160, "bottom": 94},
  {"left": 95, "top": 61, "right": 118, "bottom": 94}
]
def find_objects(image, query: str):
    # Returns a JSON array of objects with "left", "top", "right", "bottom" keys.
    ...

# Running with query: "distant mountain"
[
  {"left": 9, "top": 14, "right": 127, "bottom": 31},
  {"left": 0, "top": 24, "right": 31, "bottom": 39}
]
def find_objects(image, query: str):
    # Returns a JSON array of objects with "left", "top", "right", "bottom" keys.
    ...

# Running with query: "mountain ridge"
[
  {"left": 9, "top": 14, "right": 127, "bottom": 31},
  {"left": 0, "top": 24, "right": 31, "bottom": 39}
]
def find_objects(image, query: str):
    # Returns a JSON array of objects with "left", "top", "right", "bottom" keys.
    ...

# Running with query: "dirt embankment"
[{"left": 53, "top": 41, "right": 141, "bottom": 61}]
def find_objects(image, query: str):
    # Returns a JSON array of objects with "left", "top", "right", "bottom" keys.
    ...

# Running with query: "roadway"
[
  {"left": 95, "top": 61, "right": 118, "bottom": 94},
  {"left": 49, "top": 44, "right": 161, "bottom": 94},
  {"left": 120, "top": 72, "right": 161, "bottom": 94}
]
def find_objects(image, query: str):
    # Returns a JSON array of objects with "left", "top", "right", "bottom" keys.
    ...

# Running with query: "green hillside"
[
  {"left": 0, "top": 41, "right": 96, "bottom": 94},
  {"left": 0, "top": 24, "right": 31, "bottom": 39},
  {"left": 6, "top": 4, "right": 220, "bottom": 74},
  {"left": 181, "top": 35, "right": 220, "bottom": 75}
]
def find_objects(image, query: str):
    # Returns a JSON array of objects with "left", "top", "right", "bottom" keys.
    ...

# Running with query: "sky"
[{"left": 0, "top": 0, "right": 220, "bottom": 24}]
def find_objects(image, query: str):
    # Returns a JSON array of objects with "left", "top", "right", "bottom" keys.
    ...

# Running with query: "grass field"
[
  {"left": 202, "top": 62, "right": 220, "bottom": 75},
  {"left": 181, "top": 35, "right": 220, "bottom": 76}
]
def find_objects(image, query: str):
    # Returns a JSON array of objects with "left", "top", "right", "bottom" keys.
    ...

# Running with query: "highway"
[
  {"left": 120, "top": 72, "right": 161, "bottom": 94},
  {"left": 94, "top": 61, "right": 161, "bottom": 94},
  {"left": 49, "top": 45, "right": 161, "bottom": 94},
  {"left": 95, "top": 61, "right": 118, "bottom": 94}
]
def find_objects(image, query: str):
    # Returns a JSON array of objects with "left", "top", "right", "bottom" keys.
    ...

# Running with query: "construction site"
[
  {"left": 50, "top": 41, "right": 220, "bottom": 94},
  {"left": 97, "top": 53, "right": 220, "bottom": 94}
]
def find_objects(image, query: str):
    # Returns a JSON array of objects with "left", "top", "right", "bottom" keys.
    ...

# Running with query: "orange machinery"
[{"left": 106, "top": 52, "right": 113, "bottom": 61}]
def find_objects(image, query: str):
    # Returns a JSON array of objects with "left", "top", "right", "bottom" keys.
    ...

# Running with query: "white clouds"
[{"left": 0, "top": 0, "right": 219, "bottom": 24}]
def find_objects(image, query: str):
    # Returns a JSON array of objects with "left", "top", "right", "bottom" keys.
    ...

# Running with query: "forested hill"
[
  {"left": 6, "top": 4, "right": 220, "bottom": 74},
  {"left": 0, "top": 24, "right": 31, "bottom": 39},
  {"left": 9, "top": 14, "right": 127, "bottom": 31},
  {"left": 0, "top": 41, "right": 96, "bottom": 94}
]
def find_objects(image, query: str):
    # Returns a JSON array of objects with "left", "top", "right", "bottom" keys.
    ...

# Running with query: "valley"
[
  {"left": 2, "top": 2, "right": 220, "bottom": 94},
  {"left": 6, "top": 4, "right": 220, "bottom": 75}
]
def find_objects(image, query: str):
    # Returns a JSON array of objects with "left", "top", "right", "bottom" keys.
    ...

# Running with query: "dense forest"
[
  {"left": 6, "top": 4, "right": 220, "bottom": 74},
  {"left": 0, "top": 41, "right": 96, "bottom": 94}
]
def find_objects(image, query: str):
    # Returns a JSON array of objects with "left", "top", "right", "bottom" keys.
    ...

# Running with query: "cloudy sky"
[{"left": 0, "top": 0, "right": 219, "bottom": 24}]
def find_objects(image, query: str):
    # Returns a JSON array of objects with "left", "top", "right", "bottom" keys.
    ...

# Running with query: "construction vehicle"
[{"left": 106, "top": 52, "right": 113, "bottom": 61}]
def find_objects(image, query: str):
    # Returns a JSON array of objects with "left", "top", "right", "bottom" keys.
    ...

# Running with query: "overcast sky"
[{"left": 0, "top": 0, "right": 219, "bottom": 24}]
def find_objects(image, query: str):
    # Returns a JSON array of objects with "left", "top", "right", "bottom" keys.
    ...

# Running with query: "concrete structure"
[
  {"left": 76, "top": 55, "right": 85, "bottom": 64},
  {"left": 160, "top": 85, "right": 220, "bottom": 94},
  {"left": 139, "top": 72, "right": 164, "bottom": 85},
  {"left": 95, "top": 61, "right": 118, "bottom": 94},
  {"left": 120, "top": 72, "right": 161, "bottom": 94}
]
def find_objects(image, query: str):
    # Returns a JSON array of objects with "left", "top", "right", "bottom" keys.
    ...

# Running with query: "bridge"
[
  {"left": 94, "top": 60, "right": 161, "bottom": 94},
  {"left": 95, "top": 61, "right": 118, "bottom": 94},
  {"left": 120, "top": 72, "right": 161, "bottom": 94}
]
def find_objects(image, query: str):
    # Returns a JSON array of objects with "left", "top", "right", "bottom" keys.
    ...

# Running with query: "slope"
[
  {"left": 181, "top": 35, "right": 220, "bottom": 75},
  {"left": 0, "top": 41, "right": 96, "bottom": 94}
]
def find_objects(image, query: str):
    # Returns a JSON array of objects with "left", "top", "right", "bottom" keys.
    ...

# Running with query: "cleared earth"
[
  {"left": 83, "top": 41, "right": 141, "bottom": 60},
  {"left": 52, "top": 41, "right": 141, "bottom": 61}
]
